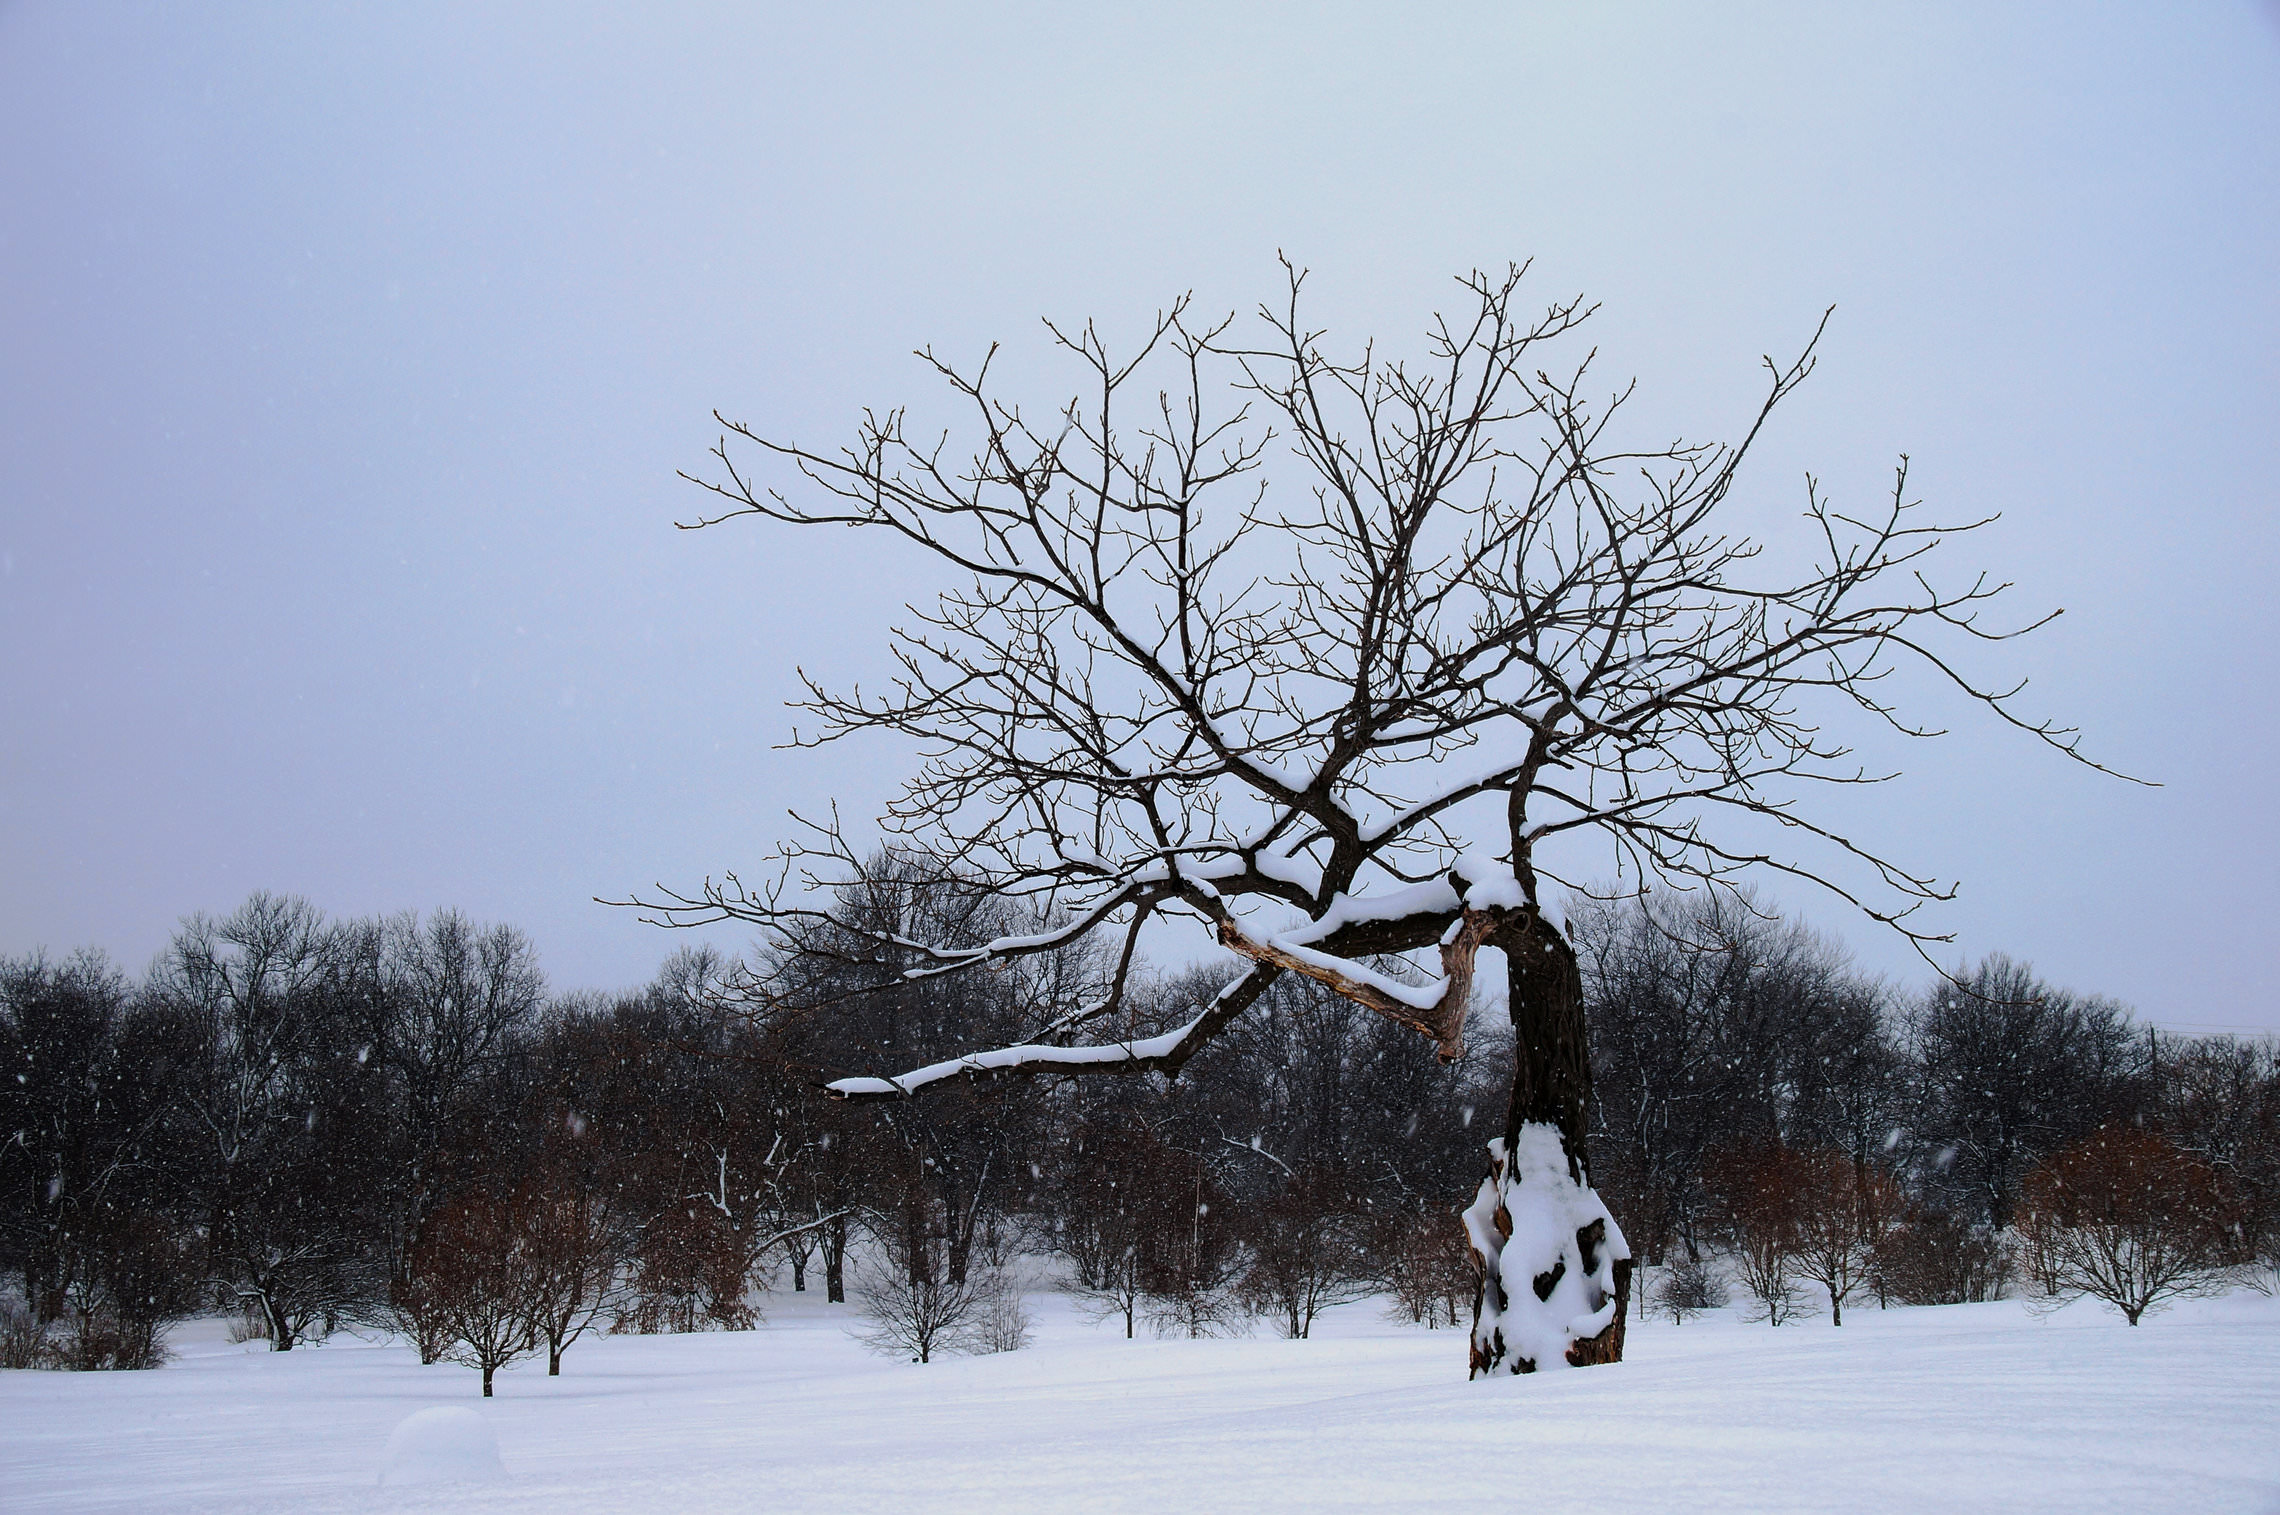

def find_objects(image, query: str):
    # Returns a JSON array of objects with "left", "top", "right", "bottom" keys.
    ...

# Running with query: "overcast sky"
[{"left": 3, "top": 3, "right": 2276, "bottom": 1032}]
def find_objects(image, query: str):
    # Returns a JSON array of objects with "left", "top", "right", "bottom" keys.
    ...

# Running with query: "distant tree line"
[
  {"left": 1581, "top": 891, "right": 2279, "bottom": 1325},
  {"left": 5, "top": 873, "right": 2274, "bottom": 1375}
]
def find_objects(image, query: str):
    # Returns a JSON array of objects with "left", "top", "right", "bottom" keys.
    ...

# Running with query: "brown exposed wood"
[{"left": 1213, "top": 903, "right": 1501, "bottom": 1062}]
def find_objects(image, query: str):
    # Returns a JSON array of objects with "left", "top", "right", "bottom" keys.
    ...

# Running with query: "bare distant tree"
[
  {"left": 1908, "top": 956, "right": 2142, "bottom": 1230},
  {"left": 1651, "top": 1258, "right": 1728, "bottom": 1323},
  {"left": 851, "top": 1222, "right": 1025, "bottom": 1363},
  {"left": 360, "top": 909, "right": 547, "bottom": 1272},
  {"left": 2151, "top": 1033, "right": 2280, "bottom": 1279},
  {"left": 1709, "top": 1141, "right": 1812, "bottom": 1325},
  {"left": 1576, "top": 890, "right": 1897, "bottom": 1263},
  {"left": 626, "top": 261, "right": 2116, "bottom": 1377},
  {"left": 2018, "top": 1125, "right": 2236, "bottom": 1325},
  {"left": 148, "top": 896, "right": 388, "bottom": 1348},
  {"left": 410, "top": 1186, "right": 543, "bottom": 1396},
  {"left": 1786, "top": 1150, "right": 1900, "bottom": 1326},
  {"left": 1374, "top": 1211, "right": 1476, "bottom": 1328},
  {"left": 1237, "top": 1177, "right": 1373, "bottom": 1339},
  {"left": 521, "top": 1165, "right": 626, "bottom": 1376}
]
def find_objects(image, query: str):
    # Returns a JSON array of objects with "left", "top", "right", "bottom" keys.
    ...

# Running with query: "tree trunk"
[
  {"left": 1464, "top": 913, "right": 1632, "bottom": 1375},
  {"left": 262, "top": 1292, "right": 295, "bottom": 1352},
  {"left": 823, "top": 1213, "right": 848, "bottom": 1303},
  {"left": 482, "top": 1364, "right": 494, "bottom": 1396}
]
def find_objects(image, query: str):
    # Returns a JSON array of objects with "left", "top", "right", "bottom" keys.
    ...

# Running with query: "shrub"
[
  {"left": 616, "top": 1201, "right": 755, "bottom": 1335},
  {"left": 1, "top": 1294, "right": 60, "bottom": 1369},
  {"left": 1875, "top": 1210, "right": 2012, "bottom": 1305}
]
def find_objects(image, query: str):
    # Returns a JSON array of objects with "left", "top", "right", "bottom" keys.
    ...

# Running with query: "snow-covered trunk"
[{"left": 1464, "top": 916, "right": 1631, "bottom": 1375}]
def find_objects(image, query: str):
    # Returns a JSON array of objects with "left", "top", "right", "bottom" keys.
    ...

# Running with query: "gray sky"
[{"left": 3, "top": 3, "right": 2276, "bottom": 1032}]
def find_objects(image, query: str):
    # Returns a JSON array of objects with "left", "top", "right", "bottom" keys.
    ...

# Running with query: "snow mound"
[{"left": 377, "top": 1406, "right": 507, "bottom": 1488}]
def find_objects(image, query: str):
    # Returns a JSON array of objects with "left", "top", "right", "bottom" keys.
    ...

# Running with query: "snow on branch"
[{"left": 824, "top": 961, "right": 1283, "bottom": 1102}]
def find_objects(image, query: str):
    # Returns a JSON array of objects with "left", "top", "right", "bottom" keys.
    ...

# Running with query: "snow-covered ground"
[{"left": 7, "top": 1282, "right": 2278, "bottom": 1514}]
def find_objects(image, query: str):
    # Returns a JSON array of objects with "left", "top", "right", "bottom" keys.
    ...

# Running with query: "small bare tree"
[
  {"left": 627, "top": 260, "right": 2116, "bottom": 1377},
  {"left": 1653, "top": 1258, "right": 1729, "bottom": 1323},
  {"left": 851, "top": 1224, "right": 1026, "bottom": 1362},
  {"left": 1238, "top": 1179, "right": 1373, "bottom": 1339},
  {"left": 522, "top": 1173, "right": 625, "bottom": 1375},
  {"left": 1710, "top": 1141, "right": 1812, "bottom": 1325},
  {"left": 2019, "top": 1125, "right": 2236, "bottom": 1325},
  {"left": 410, "top": 1188, "right": 542, "bottom": 1397},
  {"left": 1789, "top": 1150, "right": 1901, "bottom": 1326},
  {"left": 1066, "top": 1244, "right": 1145, "bottom": 1338},
  {"left": 1376, "top": 1210, "right": 1476, "bottom": 1328}
]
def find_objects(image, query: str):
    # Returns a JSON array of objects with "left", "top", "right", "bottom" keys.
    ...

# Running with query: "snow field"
[{"left": 4, "top": 1282, "right": 2277, "bottom": 1514}]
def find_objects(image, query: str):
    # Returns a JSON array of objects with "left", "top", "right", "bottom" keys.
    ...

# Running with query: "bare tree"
[
  {"left": 1237, "top": 1176, "right": 1374, "bottom": 1339},
  {"left": 521, "top": 1165, "right": 625, "bottom": 1375},
  {"left": 361, "top": 909, "right": 547, "bottom": 1280},
  {"left": 1374, "top": 1210, "right": 1477, "bottom": 1328},
  {"left": 1576, "top": 890, "right": 1897, "bottom": 1265},
  {"left": 1909, "top": 956, "right": 2142, "bottom": 1230},
  {"left": 1786, "top": 1149, "right": 1900, "bottom": 1326},
  {"left": 626, "top": 261, "right": 2112, "bottom": 1376},
  {"left": 410, "top": 1186, "right": 543, "bottom": 1396},
  {"left": 2150, "top": 1033, "right": 2280, "bottom": 1280},
  {"left": 148, "top": 896, "right": 389, "bottom": 1348},
  {"left": 1652, "top": 1257, "right": 1728, "bottom": 1323},
  {"left": 1709, "top": 1141, "right": 1812, "bottom": 1325},
  {"left": 850, "top": 1222, "right": 1024, "bottom": 1363},
  {"left": 2018, "top": 1124, "right": 2236, "bottom": 1325}
]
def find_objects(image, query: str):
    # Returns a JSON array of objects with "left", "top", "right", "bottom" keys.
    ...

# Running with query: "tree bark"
[
  {"left": 823, "top": 1213, "right": 848, "bottom": 1303},
  {"left": 1465, "top": 913, "right": 1632, "bottom": 1374}
]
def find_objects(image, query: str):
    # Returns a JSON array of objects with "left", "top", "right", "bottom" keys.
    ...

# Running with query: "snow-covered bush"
[{"left": 377, "top": 1406, "right": 507, "bottom": 1488}]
